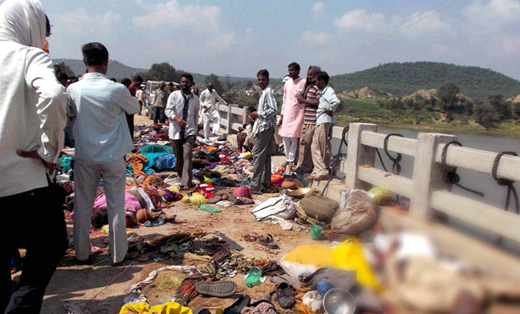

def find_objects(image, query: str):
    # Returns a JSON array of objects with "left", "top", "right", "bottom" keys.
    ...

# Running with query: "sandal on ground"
[
  {"left": 258, "top": 234, "right": 279, "bottom": 249},
  {"left": 275, "top": 282, "right": 296, "bottom": 309},
  {"left": 195, "top": 280, "right": 237, "bottom": 298}
]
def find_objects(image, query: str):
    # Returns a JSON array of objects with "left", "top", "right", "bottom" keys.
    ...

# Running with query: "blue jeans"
[{"left": 0, "top": 186, "right": 67, "bottom": 314}]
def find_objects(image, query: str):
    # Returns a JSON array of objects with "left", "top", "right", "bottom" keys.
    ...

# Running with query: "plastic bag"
[{"left": 332, "top": 238, "right": 383, "bottom": 292}]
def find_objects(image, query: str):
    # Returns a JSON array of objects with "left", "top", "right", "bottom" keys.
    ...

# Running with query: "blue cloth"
[
  {"left": 316, "top": 85, "right": 341, "bottom": 126},
  {"left": 154, "top": 154, "right": 176, "bottom": 171},
  {"left": 140, "top": 144, "right": 173, "bottom": 154},
  {"left": 67, "top": 72, "right": 140, "bottom": 164}
]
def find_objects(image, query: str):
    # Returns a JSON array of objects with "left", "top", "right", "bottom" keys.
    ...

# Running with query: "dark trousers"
[
  {"left": 171, "top": 135, "right": 195, "bottom": 187},
  {"left": 251, "top": 127, "right": 274, "bottom": 191},
  {"left": 153, "top": 107, "right": 166, "bottom": 124},
  {"left": 126, "top": 114, "right": 134, "bottom": 139},
  {"left": 0, "top": 186, "right": 67, "bottom": 314}
]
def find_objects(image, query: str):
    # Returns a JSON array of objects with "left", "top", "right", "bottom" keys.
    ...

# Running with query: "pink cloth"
[
  {"left": 278, "top": 77, "right": 306, "bottom": 138},
  {"left": 93, "top": 192, "right": 142, "bottom": 213},
  {"left": 70, "top": 192, "right": 143, "bottom": 220}
]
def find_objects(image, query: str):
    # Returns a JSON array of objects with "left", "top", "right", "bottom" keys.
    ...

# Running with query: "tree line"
[{"left": 377, "top": 82, "right": 520, "bottom": 128}]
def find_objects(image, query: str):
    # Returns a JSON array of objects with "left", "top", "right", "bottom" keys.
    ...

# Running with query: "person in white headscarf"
[{"left": 0, "top": 0, "right": 68, "bottom": 312}]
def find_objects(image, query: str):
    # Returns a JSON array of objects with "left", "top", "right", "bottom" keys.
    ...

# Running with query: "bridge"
[{"left": 217, "top": 103, "right": 520, "bottom": 282}]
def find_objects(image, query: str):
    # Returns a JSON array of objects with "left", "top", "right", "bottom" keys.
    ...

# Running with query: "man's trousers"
[{"left": 74, "top": 158, "right": 128, "bottom": 264}]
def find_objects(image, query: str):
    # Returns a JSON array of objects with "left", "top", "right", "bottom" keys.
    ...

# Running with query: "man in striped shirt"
[
  {"left": 295, "top": 66, "right": 321, "bottom": 174},
  {"left": 250, "top": 69, "right": 278, "bottom": 193}
]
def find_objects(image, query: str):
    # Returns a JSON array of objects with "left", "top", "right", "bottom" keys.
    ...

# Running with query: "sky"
[{"left": 12, "top": 0, "right": 520, "bottom": 80}]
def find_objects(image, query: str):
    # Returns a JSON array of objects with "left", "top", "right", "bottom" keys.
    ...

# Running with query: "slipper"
[
  {"left": 275, "top": 282, "right": 296, "bottom": 309},
  {"left": 207, "top": 195, "right": 222, "bottom": 204},
  {"left": 224, "top": 294, "right": 251, "bottom": 314},
  {"left": 195, "top": 280, "right": 237, "bottom": 298},
  {"left": 258, "top": 234, "right": 279, "bottom": 249}
]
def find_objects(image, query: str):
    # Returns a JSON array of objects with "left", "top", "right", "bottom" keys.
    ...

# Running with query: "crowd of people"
[{"left": 0, "top": 0, "right": 340, "bottom": 312}]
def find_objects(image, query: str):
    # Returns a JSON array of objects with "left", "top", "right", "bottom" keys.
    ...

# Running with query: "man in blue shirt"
[
  {"left": 68, "top": 42, "right": 139, "bottom": 265},
  {"left": 306, "top": 71, "right": 340, "bottom": 181}
]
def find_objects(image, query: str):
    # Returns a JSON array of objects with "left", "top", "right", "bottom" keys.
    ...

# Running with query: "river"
[{"left": 331, "top": 127, "right": 520, "bottom": 252}]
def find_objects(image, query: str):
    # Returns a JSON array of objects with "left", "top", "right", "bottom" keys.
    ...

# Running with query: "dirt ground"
[
  {"left": 18, "top": 114, "right": 520, "bottom": 314},
  {"left": 33, "top": 114, "right": 318, "bottom": 314}
]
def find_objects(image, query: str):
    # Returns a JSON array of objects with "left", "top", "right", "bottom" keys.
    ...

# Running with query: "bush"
[{"left": 474, "top": 102, "right": 500, "bottom": 128}]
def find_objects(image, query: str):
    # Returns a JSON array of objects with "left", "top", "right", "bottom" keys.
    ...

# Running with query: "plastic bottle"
[{"left": 198, "top": 204, "right": 222, "bottom": 213}]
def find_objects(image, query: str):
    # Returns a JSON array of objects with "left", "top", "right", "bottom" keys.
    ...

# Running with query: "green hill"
[
  {"left": 330, "top": 62, "right": 520, "bottom": 100},
  {"left": 53, "top": 58, "right": 148, "bottom": 80}
]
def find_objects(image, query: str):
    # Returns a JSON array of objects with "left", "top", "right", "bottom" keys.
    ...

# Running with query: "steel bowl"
[{"left": 322, "top": 288, "right": 356, "bottom": 314}]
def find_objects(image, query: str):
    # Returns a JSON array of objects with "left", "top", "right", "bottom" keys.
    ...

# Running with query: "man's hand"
[
  {"left": 17, "top": 150, "right": 55, "bottom": 174},
  {"left": 296, "top": 94, "right": 305, "bottom": 103},
  {"left": 174, "top": 116, "right": 187, "bottom": 128},
  {"left": 277, "top": 114, "right": 283, "bottom": 126},
  {"left": 325, "top": 110, "right": 333, "bottom": 116},
  {"left": 249, "top": 111, "right": 258, "bottom": 119}
]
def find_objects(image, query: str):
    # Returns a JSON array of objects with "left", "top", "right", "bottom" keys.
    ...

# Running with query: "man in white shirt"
[
  {"left": 0, "top": 1, "right": 68, "bottom": 312},
  {"left": 165, "top": 73, "right": 200, "bottom": 188},
  {"left": 199, "top": 82, "right": 228, "bottom": 139},
  {"left": 67, "top": 42, "right": 139, "bottom": 265},
  {"left": 135, "top": 84, "right": 150, "bottom": 115}
]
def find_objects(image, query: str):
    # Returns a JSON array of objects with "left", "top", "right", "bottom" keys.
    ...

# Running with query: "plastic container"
[
  {"left": 244, "top": 267, "right": 263, "bottom": 288},
  {"left": 310, "top": 225, "right": 322, "bottom": 240}
]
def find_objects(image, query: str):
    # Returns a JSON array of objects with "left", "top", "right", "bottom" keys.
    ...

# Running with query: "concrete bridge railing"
[{"left": 219, "top": 106, "right": 520, "bottom": 245}]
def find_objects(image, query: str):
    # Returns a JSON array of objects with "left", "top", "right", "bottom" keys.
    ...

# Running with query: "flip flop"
[
  {"left": 195, "top": 280, "right": 237, "bottom": 298},
  {"left": 224, "top": 294, "right": 251, "bottom": 314}
]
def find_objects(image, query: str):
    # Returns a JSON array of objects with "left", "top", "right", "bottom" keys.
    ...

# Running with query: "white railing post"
[
  {"left": 228, "top": 104, "right": 233, "bottom": 133},
  {"left": 345, "top": 123, "right": 377, "bottom": 189},
  {"left": 410, "top": 133, "right": 457, "bottom": 221}
]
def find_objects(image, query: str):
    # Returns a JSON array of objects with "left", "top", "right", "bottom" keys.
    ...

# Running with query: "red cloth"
[{"left": 233, "top": 186, "right": 252, "bottom": 199}]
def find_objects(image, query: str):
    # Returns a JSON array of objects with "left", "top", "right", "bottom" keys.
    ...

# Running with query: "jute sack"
[
  {"left": 298, "top": 192, "right": 338, "bottom": 223},
  {"left": 331, "top": 200, "right": 377, "bottom": 235}
]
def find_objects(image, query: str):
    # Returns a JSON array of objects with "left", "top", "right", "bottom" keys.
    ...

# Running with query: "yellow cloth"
[
  {"left": 119, "top": 302, "right": 193, "bottom": 314},
  {"left": 166, "top": 186, "right": 180, "bottom": 193},
  {"left": 181, "top": 192, "right": 207, "bottom": 206}
]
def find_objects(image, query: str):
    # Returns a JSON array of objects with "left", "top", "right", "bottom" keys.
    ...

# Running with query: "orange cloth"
[{"left": 126, "top": 154, "right": 147, "bottom": 176}]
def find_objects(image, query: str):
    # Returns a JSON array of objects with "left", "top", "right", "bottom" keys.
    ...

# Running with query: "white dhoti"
[{"left": 202, "top": 110, "right": 221, "bottom": 138}]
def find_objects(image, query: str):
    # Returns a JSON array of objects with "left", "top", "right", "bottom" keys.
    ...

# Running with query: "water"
[{"left": 331, "top": 127, "right": 520, "bottom": 251}]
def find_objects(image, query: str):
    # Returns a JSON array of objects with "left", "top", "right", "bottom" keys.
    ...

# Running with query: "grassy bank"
[{"left": 335, "top": 98, "right": 520, "bottom": 138}]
